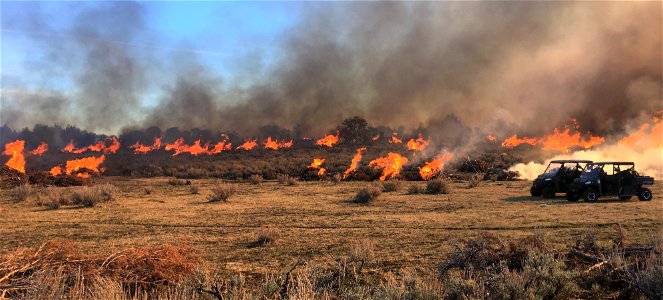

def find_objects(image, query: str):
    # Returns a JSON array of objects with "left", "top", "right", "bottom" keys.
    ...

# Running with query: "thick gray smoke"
[{"left": 1, "top": 1, "right": 661, "bottom": 137}]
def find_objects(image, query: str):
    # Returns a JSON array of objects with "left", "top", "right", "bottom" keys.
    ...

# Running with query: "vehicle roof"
[
  {"left": 588, "top": 162, "right": 635, "bottom": 165},
  {"left": 550, "top": 160, "right": 593, "bottom": 163}
]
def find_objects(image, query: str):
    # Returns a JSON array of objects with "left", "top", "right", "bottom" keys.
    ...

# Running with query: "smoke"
[{"left": 1, "top": 1, "right": 660, "bottom": 140}]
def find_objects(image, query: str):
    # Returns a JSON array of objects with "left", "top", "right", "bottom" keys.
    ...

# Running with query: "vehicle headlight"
[
  {"left": 545, "top": 178, "right": 552, "bottom": 181},
  {"left": 584, "top": 181, "right": 592, "bottom": 185}
]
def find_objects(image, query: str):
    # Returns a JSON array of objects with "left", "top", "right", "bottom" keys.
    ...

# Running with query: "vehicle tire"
[
  {"left": 618, "top": 196, "right": 632, "bottom": 200},
  {"left": 542, "top": 186, "right": 555, "bottom": 199},
  {"left": 530, "top": 187, "right": 542, "bottom": 197},
  {"left": 638, "top": 188, "right": 652, "bottom": 201},
  {"left": 583, "top": 189, "right": 599, "bottom": 202},
  {"left": 566, "top": 193, "right": 580, "bottom": 202}
]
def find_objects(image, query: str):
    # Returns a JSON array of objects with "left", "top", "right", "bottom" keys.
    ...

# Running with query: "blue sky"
[{"left": 1, "top": 1, "right": 301, "bottom": 92}]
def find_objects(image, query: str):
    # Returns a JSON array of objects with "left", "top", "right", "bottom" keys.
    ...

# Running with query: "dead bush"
[
  {"left": 144, "top": 187, "right": 154, "bottom": 195},
  {"left": 353, "top": 185, "right": 381, "bottom": 203},
  {"left": 71, "top": 184, "right": 118, "bottom": 207},
  {"left": 467, "top": 174, "right": 481, "bottom": 188},
  {"left": 331, "top": 173, "right": 342, "bottom": 184},
  {"left": 189, "top": 185, "right": 199, "bottom": 195},
  {"left": 249, "top": 174, "right": 264, "bottom": 184},
  {"left": 11, "top": 184, "right": 30, "bottom": 202},
  {"left": 167, "top": 178, "right": 188, "bottom": 186},
  {"left": 276, "top": 174, "right": 297, "bottom": 186},
  {"left": 255, "top": 225, "right": 280, "bottom": 246},
  {"left": 381, "top": 180, "right": 400, "bottom": 192},
  {"left": 426, "top": 179, "right": 450, "bottom": 194},
  {"left": 36, "top": 188, "right": 70, "bottom": 210},
  {"left": 207, "top": 183, "right": 237, "bottom": 202},
  {"left": 348, "top": 239, "right": 375, "bottom": 273},
  {"left": 407, "top": 184, "right": 426, "bottom": 194}
]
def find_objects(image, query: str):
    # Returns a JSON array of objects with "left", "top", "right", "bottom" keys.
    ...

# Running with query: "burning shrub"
[
  {"left": 11, "top": 183, "right": 30, "bottom": 202},
  {"left": 407, "top": 184, "right": 426, "bottom": 194},
  {"left": 249, "top": 174, "right": 264, "bottom": 184},
  {"left": 255, "top": 225, "right": 280, "bottom": 246},
  {"left": 426, "top": 179, "right": 450, "bottom": 194},
  {"left": 71, "top": 184, "right": 118, "bottom": 207},
  {"left": 381, "top": 180, "right": 400, "bottom": 192},
  {"left": 207, "top": 183, "right": 237, "bottom": 202},
  {"left": 353, "top": 185, "right": 381, "bottom": 203}
]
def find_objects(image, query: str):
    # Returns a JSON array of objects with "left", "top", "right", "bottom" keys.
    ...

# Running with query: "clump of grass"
[
  {"left": 71, "top": 184, "right": 118, "bottom": 207},
  {"left": 11, "top": 184, "right": 30, "bottom": 202},
  {"left": 426, "top": 179, "right": 450, "bottom": 194},
  {"left": 167, "top": 177, "right": 187, "bottom": 186},
  {"left": 407, "top": 184, "right": 426, "bottom": 194},
  {"left": 207, "top": 183, "right": 237, "bottom": 203},
  {"left": 348, "top": 239, "right": 375, "bottom": 273},
  {"left": 331, "top": 174, "right": 342, "bottom": 184},
  {"left": 381, "top": 180, "right": 400, "bottom": 192},
  {"left": 143, "top": 187, "right": 154, "bottom": 195},
  {"left": 353, "top": 185, "right": 381, "bottom": 203},
  {"left": 276, "top": 174, "right": 297, "bottom": 186},
  {"left": 255, "top": 225, "right": 280, "bottom": 246},
  {"left": 189, "top": 185, "right": 199, "bottom": 195},
  {"left": 249, "top": 174, "right": 264, "bottom": 185}
]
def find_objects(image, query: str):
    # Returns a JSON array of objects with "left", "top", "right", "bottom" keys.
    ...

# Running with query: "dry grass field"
[{"left": 2, "top": 178, "right": 661, "bottom": 270}]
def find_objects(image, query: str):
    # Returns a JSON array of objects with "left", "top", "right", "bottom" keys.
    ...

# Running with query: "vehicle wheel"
[
  {"left": 542, "top": 186, "right": 555, "bottom": 199},
  {"left": 566, "top": 193, "right": 580, "bottom": 202},
  {"left": 583, "top": 189, "right": 599, "bottom": 202},
  {"left": 638, "top": 188, "right": 652, "bottom": 201},
  {"left": 618, "top": 196, "right": 632, "bottom": 200},
  {"left": 530, "top": 186, "right": 542, "bottom": 197}
]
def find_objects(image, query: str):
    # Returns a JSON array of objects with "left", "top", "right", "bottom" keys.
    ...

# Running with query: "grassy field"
[{"left": 1, "top": 177, "right": 661, "bottom": 279}]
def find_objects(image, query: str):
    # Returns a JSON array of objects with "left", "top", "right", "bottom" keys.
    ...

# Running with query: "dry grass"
[
  {"left": 189, "top": 185, "right": 199, "bottom": 195},
  {"left": 71, "top": 184, "right": 119, "bottom": 207},
  {"left": 249, "top": 174, "right": 264, "bottom": 185},
  {"left": 167, "top": 177, "right": 188, "bottom": 186},
  {"left": 207, "top": 183, "right": 237, "bottom": 202},
  {"left": 407, "top": 183, "right": 426, "bottom": 194},
  {"left": 426, "top": 179, "right": 450, "bottom": 194},
  {"left": 467, "top": 174, "right": 482, "bottom": 188},
  {"left": 276, "top": 174, "right": 297, "bottom": 186},
  {"left": 255, "top": 225, "right": 280, "bottom": 246},
  {"left": 35, "top": 187, "right": 69, "bottom": 210}
]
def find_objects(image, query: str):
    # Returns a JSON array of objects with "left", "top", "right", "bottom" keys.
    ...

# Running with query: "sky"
[{"left": 1, "top": 1, "right": 299, "bottom": 97}]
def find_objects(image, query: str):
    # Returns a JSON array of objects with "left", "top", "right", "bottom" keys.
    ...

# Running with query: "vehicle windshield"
[
  {"left": 544, "top": 162, "right": 563, "bottom": 175},
  {"left": 580, "top": 164, "right": 603, "bottom": 180}
]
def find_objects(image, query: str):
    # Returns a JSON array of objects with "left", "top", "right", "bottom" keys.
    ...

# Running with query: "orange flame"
[
  {"left": 3, "top": 140, "right": 26, "bottom": 173},
  {"left": 501, "top": 123, "right": 605, "bottom": 153},
  {"left": 130, "top": 137, "right": 162, "bottom": 154},
  {"left": 371, "top": 134, "right": 380, "bottom": 141},
  {"left": 164, "top": 138, "right": 211, "bottom": 156},
  {"left": 236, "top": 139, "right": 258, "bottom": 150},
  {"left": 418, "top": 152, "right": 453, "bottom": 180},
  {"left": 486, "top": 135, "right": 497, "bottom": 142},
  {"left": 368, "top": 152, "right": 409, "bottom": 181},
  {"left": 28, "top": 142, "right": 48, "bottom": 156},
  {"left": 59, "top": 155, "right": 106, "bottom": 178},
  {"left": 618, "top": 117, "right": 662, "bottom": 148},
  {"left": 343, "top": 147, "right": 366, "bottom": 179},
  {"left": 263, "top": 137, "right": 293, "bottom": 150},
  {"left": 62, "top": 137, "right": 120, "bottom": 154},
  {"left": 501, "top": 135, "right": 538, "bottom": 148},
  {"left": 316, "top": 131, "right": 340, "bottom": 147},
  {"left": 389, "top": 132, "right": 402, "bottom": 144},
  {"left": 406, "top": 134, "right": 430, "bottom": 151},
  {"left": 308, "top": 158, "right": 326, "bottom": 176},
  {"left": 210, "top": 134, "right": 232, "bottom": 154}
]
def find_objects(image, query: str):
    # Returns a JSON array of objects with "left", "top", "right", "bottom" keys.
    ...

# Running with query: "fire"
[
  {"left": 308, "top": 158, "right": 326, "bottom": 176},
  {"left": 418, "top": 152, "right": 453, "bottom": 180},
  {"left": 236, "top": 139, "right": 258, "bottom": 150},
  {"left": 372, "top": 134, "right": 380, "bottom": 141},
  {"left": 210, "top": 134, "right": 232, "bottom": 154},
  {"left": 62, "top": 137, "right": 121, "bottom": 154},
  {"left": 406, "top": 134, "right": 430, "bottom": 151},
  {"left": 368, "top": 152, "right": 408, "bottom": 181},
  {"left": 486, "top": 135, "right": 497, "bottom": 142},
  {"left": 28, "top": 142, "right": 48, "bottom": 156},
  {"left": 316, "top": 131, "right": 340, "bottom": 147},
  {"left": 164, "top": 138, "right": 211, "bottom": 156},
  {"left": 618, "top": 117, "right": 662, "bottom": 148},
  {"left": 343, "top": 147, "right": 366, "bottom": 179},
  {"left": 57, "top": 155, "right": 106, "bottom": 178},
  {"left": 389, "top": 132, "right": 402, "bottom": 144},
  {"left": 3, "top": 140, "right": 26, "bottom": 173},
  {"left": 501, "top": 135, "right": 538, "bottom": 148},
  {"left": 130, "top": 137, "right": 162, "bottom": 154},
  {"left": 263, "top": 137, "right": 293, "bottom": 150}
]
